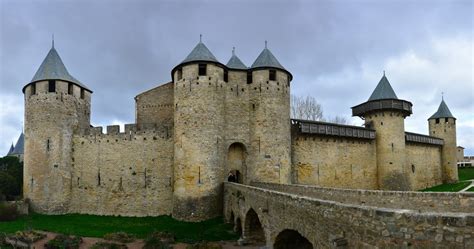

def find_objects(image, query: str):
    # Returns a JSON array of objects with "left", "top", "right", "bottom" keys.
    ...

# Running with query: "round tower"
[
  {"left": 352, "top": 74, "right": 412, "bottom": 190},
  {"left": 23, "top": 43, "right": 92, "bottom": 213},
  {"left": 171, "top": 38, "right": 226, "bottom": 221},
  {"left": 428, "top": 98, "right": 458, "bottom": 183},
  {"left": 248, "top": 42, "right": 292, "bottom": 184}
]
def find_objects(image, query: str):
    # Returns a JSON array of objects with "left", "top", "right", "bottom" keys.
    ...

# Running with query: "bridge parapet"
[
  {"left": 252, "top": 182, "right": 474, "bottom": 213},
  {"left": 224, "top": 182, "right": 474, "bottom": 248}
]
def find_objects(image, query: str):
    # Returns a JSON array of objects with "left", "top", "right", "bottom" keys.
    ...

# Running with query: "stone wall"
[
  {"left": 69, "top": 125, "right": 173, "bottom": 216},
  {"left": 429, "top": 117, "right": 458, "bottom": 183},
  {"left": 252, "top": 182, "right": 474, "bottom": 213},
  {"left": 225, "top": 182, "right": 474, "bottom": 249},
  {"left": 135, "top": 82, "right": 174, "bottom": 129},
  {"left": 406, "top": 143, "right": 443, "bottom": 190},
  {"left": 291, "top": 133, "right": 378, "bottom": 189}
]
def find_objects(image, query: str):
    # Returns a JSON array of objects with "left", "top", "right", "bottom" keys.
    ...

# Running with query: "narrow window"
[
  {"left": 177, "top": 68, "right": 183, "bottom": 80},
  {"left": 436, "top": 118, "right": 440, "bottom": 124},
  {"left": 31, "top": 83, "right": 36, "bottom": 96},
  {"left": 46, "top": 139, "right": 51, "bottom": 151},
  {"left": 224, "top": 69, "right": 228, "bottom": 82},
  {"left": 269, "top": 70, "right": 276, "bottom": 81},
  {"left": 198, "top": 64, "right": 207, "bottom": 76},
  {"left": 68, "top": 83, "right": 73, "bottom": 94},
  {"left": 247, "top": 71, "right": 252, "bottom": 84},
  {"left": 48, "top": 80, "right": 56, "bottom": 92},
  {"left": 80, "top": 89, "right": 85, "bottom": 99},
  {"left": 445, "top": 118, "right": 449, "bottom": 123}
]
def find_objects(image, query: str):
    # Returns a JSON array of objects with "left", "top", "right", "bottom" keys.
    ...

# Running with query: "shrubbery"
[
  {"left": 91, "top": 241, "right": 127, "bottom": 249},
  {"left": 0, "top": 202, "right": 19, "bottom": 221},
  {"left": 103, "top": 232, "right": 135, "bottom": 243},
  {"left": 0, "top": 156, "right": 23, "bottom": 200},
  {"left": 45, "top": 235, "right": 82, "bottom": 249}
]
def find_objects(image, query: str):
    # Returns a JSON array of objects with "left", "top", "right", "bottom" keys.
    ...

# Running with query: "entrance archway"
[
  {"left": 244, "top": 209, "right": 265, "bottom": 245},
  {"left": 274, "top": 229, "right": 313, "bottom": 249},
  {"left": 227, "top": 143, "right": 246, "bottom": 183}
]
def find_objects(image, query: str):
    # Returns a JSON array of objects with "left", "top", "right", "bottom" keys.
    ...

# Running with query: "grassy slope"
[
  {"left": 421, "top": 168, "right": 474, "bottom": 192},
  {"left": 0, "top": 214, "right": 237, "bottom": 243}
]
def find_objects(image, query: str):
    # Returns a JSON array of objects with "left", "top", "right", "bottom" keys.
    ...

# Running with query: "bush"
[
  {"left": 186, "top": 242, "right": 223, "bottom": 249},
  {"left": 45, "top": 234, "right": 82, "bottom": 249},
  {"left": 103, "top": 232, "right": 135, "bottom": 243},
  {"left": 142, "top": 231, "right": 174, "bottom": 249},
  {"left": 0, "top": 202, "right": 19, "bottom": 221},
  {"left": 91, "top": 241, "right": 127, "bottom": 249}
]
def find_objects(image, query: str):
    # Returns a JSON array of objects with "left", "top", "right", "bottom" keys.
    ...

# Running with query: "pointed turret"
[
  {"left": 251, "top": 41, "right": 286, "bottom": 71},
  {"left": 6, "top": 143, "right": 14, "bottom": 156},
  {"left": 23, "top": 44, "right": 91, "bottom": 93},
  {"left": 429, "top": 99, "right": 455, "bottom": 120},
  {"left": 181, "top": 39, "right": 219, "bottom": 64},
  {"left": 11, "top": 132, "right": 24, "bottom": 155},
  {"left": 226, "top": 47, "right": 247, "bottom": 70},
  {"left": 368, "top": 74, "right": 398, "bottom": 101},
  {"left": 352, "top": 73, "right": 412, "bottom": 117}
]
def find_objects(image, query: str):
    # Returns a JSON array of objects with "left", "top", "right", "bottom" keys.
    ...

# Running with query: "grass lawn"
[
  {"left": 0, "top": 213, "right": 238, "bottom": 243},
  {"left": 421, "top": 181, "right": 471, "bottom": 192},
  {"left": 420, "top": 167, "right": 474, "bottom": 192},
  {"left": 458, "top": 167, "right": 474, "bottom": 181},
  {"left": 466, "top": 187, "right": 474, "bottom": 192}
]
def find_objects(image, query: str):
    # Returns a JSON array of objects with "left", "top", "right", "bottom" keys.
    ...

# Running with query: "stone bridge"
[{"left": 223, "top": 182, "right": 474, "bottom": 249}]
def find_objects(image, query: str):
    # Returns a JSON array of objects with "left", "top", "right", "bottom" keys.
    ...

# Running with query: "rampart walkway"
[{"left": 224, "top": 182, "right": 474, "bottom": 249}]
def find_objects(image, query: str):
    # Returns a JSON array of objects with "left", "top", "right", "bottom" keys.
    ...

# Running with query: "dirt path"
[{"left": 30, "top": 231, "right": 260, "bottom": 249}]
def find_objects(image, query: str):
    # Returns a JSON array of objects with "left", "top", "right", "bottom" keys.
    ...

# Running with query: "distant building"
[
  {"left": 457, "top": 146, "right": 473, "bottom": 167},
  {"left": 6, "top": 132, "right": 24, "bottom": 162}
]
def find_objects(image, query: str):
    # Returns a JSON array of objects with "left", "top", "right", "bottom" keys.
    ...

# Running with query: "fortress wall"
[
  {"left": 69, "top": 126, "right": 173, "bottom": 216},
  {"left": 291, "top": 134, "right": 378, "bottom": 189},
  {"left": 405, "top": 143, "right": 443, "bottom": 190},
  {"left": 252, "top": 182, "right": 474, "bottom": 213},
  {"left": 135, "top": 82, "right": 174, "bottom": 128}
]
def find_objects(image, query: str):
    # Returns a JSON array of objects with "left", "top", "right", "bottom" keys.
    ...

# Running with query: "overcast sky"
[{"left": 1, "top": 0, "right": 473, "bottom": 155}]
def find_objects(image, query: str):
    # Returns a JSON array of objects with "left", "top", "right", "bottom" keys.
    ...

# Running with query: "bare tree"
[
  {"left": 291, "top": 94, "right": 323, "bottom": 121},
  {"left": 328, "top": 116, "right": 349, "bottom": 125}
]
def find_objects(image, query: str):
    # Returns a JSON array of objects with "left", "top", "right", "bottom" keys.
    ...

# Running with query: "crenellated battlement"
[{"left": 79, "top": 123, "right": 172, "bottom": 141}]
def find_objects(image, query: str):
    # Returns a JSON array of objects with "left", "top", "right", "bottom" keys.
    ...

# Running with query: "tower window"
[
  {"left": 445, "top": 118, "right": 449, "bottom": 123},
  {"left": 48, "top": 80, "right": 56, "bottom": 92},
  {"left": 436, "top": 118, "right": 440, "bottom": 124},
  {"left": 80, "top": 89, "right": 85, "bottom": 99},
  {"left": 177, "top": 68, "right": 182, "bottom": 80},
  {"left": 247, "top": 71, "right": 252, "bottom": 84},
  {"left": 46, "top": 139, "right": 51, "bottom": 151},
  {"left": 30, "top": 83, "right": 36, "bottom": 96},
  {"left": 68, "top": 83, "right": 73, "bottom": 95},
  {"left": 269, "top": 70, "right": 276, "bottom": 81},
  {"left": 224, "top": 69, "right": 228, "bottom": 82},
  {"left": 198, "top": 64, "right": 207, "bottom": 76}
]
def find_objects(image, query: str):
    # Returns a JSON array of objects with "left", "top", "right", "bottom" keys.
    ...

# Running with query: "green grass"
[
  {"left": 466, "top": 187, "right": 474, "bottom": 192},
  {"left": 458, "top": 167, "right": 474, "bottom": 181},
  {"left": 421, "top": 181, "right": 471, "bottom": 192},
  {"left": 0, "top": 213, "right": 237, "bottom": 243}
]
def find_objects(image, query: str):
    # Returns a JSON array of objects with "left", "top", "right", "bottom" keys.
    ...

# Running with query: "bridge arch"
[
  {"left": 243, "top": 208, "right": 265, "bottom": 245},
  {"left": 274, "top": 229, "right": 313, "bottom": 249}
]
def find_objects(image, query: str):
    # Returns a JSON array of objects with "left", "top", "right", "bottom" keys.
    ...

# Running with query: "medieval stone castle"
[{"left": 23, "top": 39, "right": 458, "bottom": 221}]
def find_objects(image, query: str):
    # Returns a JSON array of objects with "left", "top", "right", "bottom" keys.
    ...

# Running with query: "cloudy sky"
[{"left": 1, "top": 0, "right": 473, "bottom": 154}]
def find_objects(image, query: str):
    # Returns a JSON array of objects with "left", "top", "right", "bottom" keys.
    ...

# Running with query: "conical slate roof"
[
  {"left": 28, "top": 45, "right": 91, "bottom": 92},
  {"left": 251, "top": 45, "right": 286, "bottom": 70},
  {"left": 6, "top": 143, "right": 14, "bottom": 156},
  {"left": 429, "top": 99, "right": 455, "bottom": 119},
  {"left": 11, "top": 132, "right": 24, "bottom": 155},
  {"left": 226, "top": 48, "right": 247, "bottom": 70},
  {"left": 181, "top": 41, "right": 219, "bottom": 64},
  {"left": 368, "top": 75, "right": 398, "bottom": 101}
]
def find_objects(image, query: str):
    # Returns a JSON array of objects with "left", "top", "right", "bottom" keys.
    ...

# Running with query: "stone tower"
[
  {"left": 248, "top": 42, "right": 292, "bottom": 184},
  {"left": 428, "top": 98, "right": 458, "bottom": 183},
  {"left": 23, "top": 43, "right": 92, "bottom": 213},
  {"left": 171, "top": 39, "right": 226, "bottom": 221},
  {"left": 352, "top": 74, "right": 413, "bottom": 190}
]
